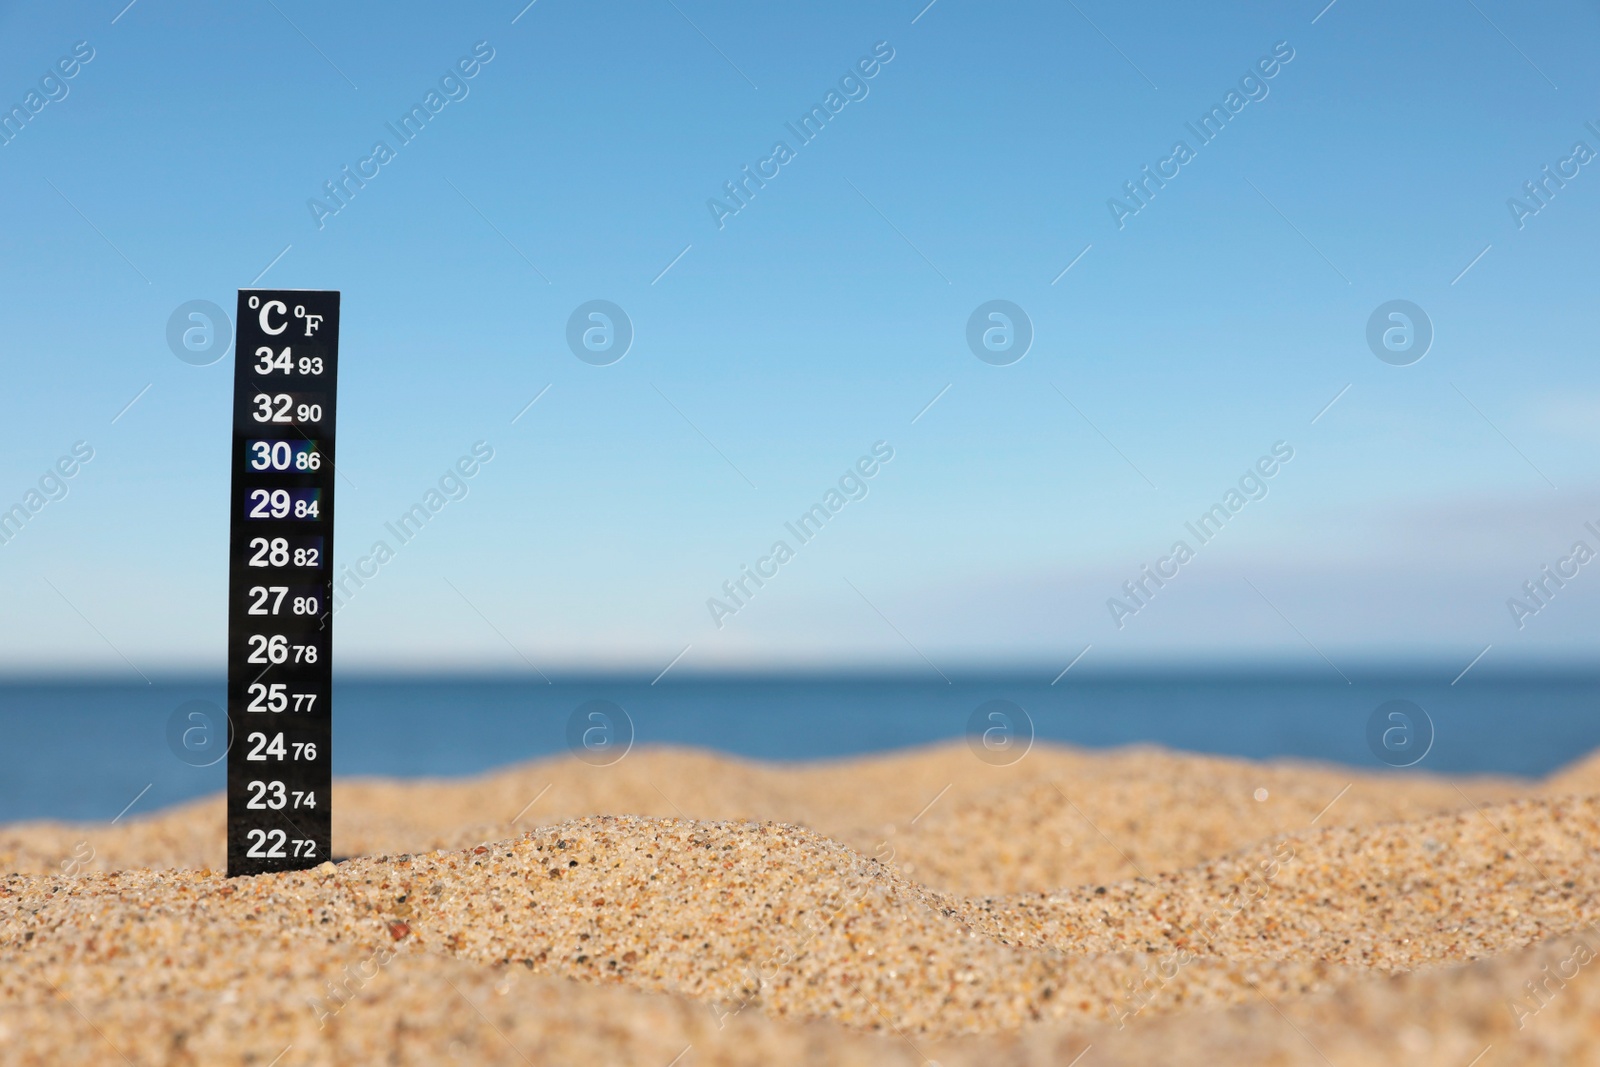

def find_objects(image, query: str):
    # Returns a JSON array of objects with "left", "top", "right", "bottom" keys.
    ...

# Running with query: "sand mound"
[
  {"left": 3, "top": 742, "right": 1598, "bottom": 1065},
  {"left": 0, "top": 741, "right": 1528, "bottom": 893},
  {"left": 877, "top": 746, "right": 1522, "bottom": 894},
  {"left": 1545, "top": 747, "right": 1600, "bottom": 796},
  {"left": 1, "top": 816, "right": 1355, "bottom": 1041},
  {"left": 950, "top": 795, "right": 1600, "bottom": 971}
]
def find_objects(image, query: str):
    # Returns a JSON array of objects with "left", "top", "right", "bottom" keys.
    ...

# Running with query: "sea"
[{"left": 0, "top": 670, "right": 1595, "bottom": 823}]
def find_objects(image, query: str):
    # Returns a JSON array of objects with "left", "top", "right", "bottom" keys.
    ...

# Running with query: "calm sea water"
[{"left": 0, "top": 671, "right": 1595, "bottom": 823}]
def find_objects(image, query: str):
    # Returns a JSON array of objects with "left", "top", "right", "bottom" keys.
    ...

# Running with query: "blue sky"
[{"left": 1, "top": 0, "right": 1597, "bottom": 677}]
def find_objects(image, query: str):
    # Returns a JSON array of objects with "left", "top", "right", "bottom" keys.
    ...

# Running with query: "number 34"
[{"left": 255, "top": 347, "right": 323, "bottom": 376}]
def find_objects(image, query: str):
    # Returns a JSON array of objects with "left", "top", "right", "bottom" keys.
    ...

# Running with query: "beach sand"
[{"left": 4, "top": 741, "right": 1599, "bottom": 1065}]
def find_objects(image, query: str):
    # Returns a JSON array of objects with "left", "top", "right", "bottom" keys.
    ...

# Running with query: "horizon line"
[{"left": 3, "top": 658, "right": 1598, "bottom": 686}]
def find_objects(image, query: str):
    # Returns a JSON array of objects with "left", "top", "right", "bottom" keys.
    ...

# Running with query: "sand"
[{"left": 4, "top": 741, "right": 1600, "bottom": 1065}]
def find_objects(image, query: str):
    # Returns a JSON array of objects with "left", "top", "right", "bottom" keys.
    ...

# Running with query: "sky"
[{"left": 0, "top": 0, "right": 1597, "bottom": 678}]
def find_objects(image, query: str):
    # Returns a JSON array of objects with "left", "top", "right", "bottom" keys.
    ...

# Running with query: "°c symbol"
[{"left": 260, "top": 300, "right": 289, "bottom": 335}]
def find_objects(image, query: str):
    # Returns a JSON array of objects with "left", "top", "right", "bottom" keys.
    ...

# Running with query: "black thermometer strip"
[{"left": 227, "top": 289, "right": 339, "bottom": 877}]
